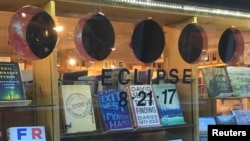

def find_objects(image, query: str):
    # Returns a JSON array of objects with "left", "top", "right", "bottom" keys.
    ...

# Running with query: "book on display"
[
  {"left": 201, "top": 67, "right": 233, "bottom": 98},
  {"left": 152, "top": 83, "right": 185, "bottom": 126},
  {"left": 232, "top": 109, "right": 250, "bottom": 125},
  {"left": 97, "top": 89, "right": 133, "bottom": 132},
  {"left": 60, "top": 85, "right": 97, "bottom": 133},
  {"left": 0, "top": 62, "right": 26, "bottom": 101},
  {"left": 199, "top": 116, "right": 216, "bottom": 133},
  {"left": 125, "top": 85, "right": 161, "bottom": 128},
  {"left": 226, "top": 66, "right": 250, "bottom": 97}
]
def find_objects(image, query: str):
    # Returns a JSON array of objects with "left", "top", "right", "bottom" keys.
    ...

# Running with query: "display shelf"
[
  {"left": 0, "top": 103, "right": 55, "bottom": 109},
  {"left": 0, "top": 103, "right": 55, "bottom": 141},
  {"left": 0, "top": 100, "right": 32, "bottom": 107},
  {"left": 61, "top": 124, "right": 194, "bottom": 139},
  {"left": 199, "top": 96, "right": 250, "bottom": 100},
  {"left": 58, "top": 77, "right": 195, "bottom": 141}
]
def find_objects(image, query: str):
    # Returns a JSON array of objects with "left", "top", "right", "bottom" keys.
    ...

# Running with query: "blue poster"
[
  {"left": 152, "top": 83, "right": 185, "bottom": 126},
  {"left": 98, "top": 89, "right": 133, "bottom": 131}
]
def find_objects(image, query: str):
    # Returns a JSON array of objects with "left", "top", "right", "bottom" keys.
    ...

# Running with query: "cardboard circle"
[
  {"left": 218, "top": 27, "right": 244, "bottom": 65},
  {"left": 178, "top": 23, "right": 208, "bottom": 64},
  {"left": 8, "top": 5, "right": 57, "bottom": 60},
  {"left": 131, "top": 19, "right": 165, "bottom": 63},
  {"left": 74, "top": 12, "right": 115, "bottom": 61}
]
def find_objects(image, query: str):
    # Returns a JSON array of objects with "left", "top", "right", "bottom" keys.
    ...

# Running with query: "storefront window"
[{"left": 0, "top": 1, "right": 250, "bottom": 141}]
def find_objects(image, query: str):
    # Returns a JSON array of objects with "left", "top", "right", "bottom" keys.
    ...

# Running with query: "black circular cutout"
[
  {"left": 178, "top": 23, "right": 207, "bottom": 64},
  {"left": 26, "top": 12, "right": 57, "bottom": 59},
  {"left": 74, "top": 13, "right": 115, "bottom": 61},
  {"left": 131, "top": 19, "right": 165, "bottom": 63},
  {"left": 218, "top": 27, "right": 244, "bottom": 65},
  {"left": 8, "top": 5, "right": 57, "bottom": 60}
]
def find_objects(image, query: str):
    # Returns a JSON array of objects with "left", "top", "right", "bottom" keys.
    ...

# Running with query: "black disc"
[
  {"left": 178, "top": 23, "right": 207, "bottom": 64},
  {"left": 26, "top": 11, "right": 57, "bottom": 59},
  {"left": 131, "top": 19, "right": 165, "bottom": 63},
  {"left": 218, "top": 27, "right": 244, "bottom": 65},
  {"left": 81, "top": 14, "right": 115, "bottom": 61}
]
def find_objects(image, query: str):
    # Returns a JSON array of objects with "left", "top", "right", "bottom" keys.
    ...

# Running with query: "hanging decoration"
[
  {"left": 8, "top": 5, "right": 58, "bottom": 60},
  {"left": 74, "top": 12, "right": 115, "bottom": 61},
  {"left": 178, "top": 23, "right": 208, "bottom": 64},
  {"left": 131, "top": 19, "right": 165, "bottom": 63},
  {"left": 218, "top": 27, "right": 244, "bottom": 65}
]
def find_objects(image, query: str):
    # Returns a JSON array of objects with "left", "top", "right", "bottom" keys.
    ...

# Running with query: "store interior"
[{"left": 1, "top": 1, "right": 250, "bottom": 141}]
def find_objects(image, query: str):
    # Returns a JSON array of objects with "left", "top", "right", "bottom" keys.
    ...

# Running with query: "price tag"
[{"left": 126, "top": 85, "right": 161, "bottom": 128}]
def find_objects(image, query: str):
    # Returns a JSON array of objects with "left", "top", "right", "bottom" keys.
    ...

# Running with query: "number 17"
[{"left": 162, "top": 88, "right": 176, "bottom": 104}]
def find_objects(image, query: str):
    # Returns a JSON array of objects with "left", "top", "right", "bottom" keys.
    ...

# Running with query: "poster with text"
[
  {"left": 126, "top": 85, "right": 161, "bottom": 128},
  {"left": 0, "top": 62, "right": 25, "bottom": 100},
  {"left": 60, "top": 85, "right": 96, "bottom": 133},
  {"left": 202, "top": 67, "right": 233, "bottom": 98},
  {"left": 152, "top": 83, "right": 185, "bottom": 126},
  {"left": 226, "top": 66, "right": 250, "bottom": 97},
  {"left": 98, "top": 89, "right": 133, "bottom": 132}
]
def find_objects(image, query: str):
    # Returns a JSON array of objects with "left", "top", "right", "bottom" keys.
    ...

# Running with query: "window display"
[{"left": 1, "top": 1, "right": 250, "bottom": 141}]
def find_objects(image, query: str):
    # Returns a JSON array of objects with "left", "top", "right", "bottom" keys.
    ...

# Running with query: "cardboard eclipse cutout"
[
  {"left": 131, "top": 19, "right": 165, "bottom": 63},
  {"left": 218, "top": 27, "right": 244, "bottom": 65},
  {"left": 178, "top": 23, "right": 208, "bottom": 64},
  {"left": 8, "top": 5, "right": 57, "bottom": 60},
  {"left": 74, "top": 12, "right": 115, "bottom": 61}
]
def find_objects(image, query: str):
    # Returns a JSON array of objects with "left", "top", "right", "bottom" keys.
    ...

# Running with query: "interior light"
[
  {"left": 21, "top": 12, "right": 27, "bottom": 18},
  {"left": 108, "top": 0, "right": 250, "bottom": 18},
  {"left": 69, "top": 58, "right": 76, "bottom": 66},
  {"left": 54, "top": 26, "right": 64, "bottom": 32},
  {"left": 110, "top": 64, "right": 116, "bottom": 68}
]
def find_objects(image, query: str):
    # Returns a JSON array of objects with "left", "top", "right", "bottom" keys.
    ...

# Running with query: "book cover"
[
  {"left": 214, "top": 115, "right": 237, "bottom": 125},
  {"left": 201, "top": 68, "right": 233, "bottom": 98},
  {"left": 7, "top": 126, "right": 46, "bottom": 141},
  {"left": 97, "top": 89, "right": 133, "bottom": 132},
  {"left": 232, "top": 110, "right": 250, "bottom": 125},
  {"left": 60, "top": 85, "right": 96, "bottom": 133},
  {"left": 0, "top": 62, "right": 25, "bottom": 100},
  {"left": 125, "top": 85, "right": 161, "bottom": 128},
  {"left": 198, "top": 117, "right": 216, "bottom": 134},
  {"left": 226, "top": 66, "right": 250, "bottom": 97},
  {"left": 152, "top": 83, "right": 185, "bottom": 126}
]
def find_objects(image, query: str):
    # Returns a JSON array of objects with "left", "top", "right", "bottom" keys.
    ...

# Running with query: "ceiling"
[{"left": 1, "top": 0, "right": 250, "bottom": 63}]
